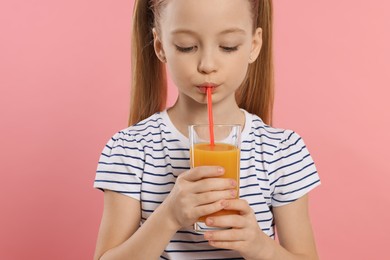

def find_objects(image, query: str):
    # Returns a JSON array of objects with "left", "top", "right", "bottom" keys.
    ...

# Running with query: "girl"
[{"left": 94, "top": 0, "right": 321, "bottom": 259}]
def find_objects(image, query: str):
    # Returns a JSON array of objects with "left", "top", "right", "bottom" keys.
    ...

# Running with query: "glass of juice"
[{"left": 189, "top": 124, "right": 241, "bottom": 233}]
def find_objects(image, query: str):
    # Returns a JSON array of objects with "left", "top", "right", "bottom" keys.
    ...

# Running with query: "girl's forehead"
[{"left": 159, "top": 0, "right": 253, "bottom": 33}]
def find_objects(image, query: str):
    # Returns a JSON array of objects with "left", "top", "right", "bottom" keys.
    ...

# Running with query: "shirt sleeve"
[
  {"left": 93, "top": 131, "right": 145, "bottom": 201},
  {"left": 268, "top": 130, "right": 320, "bottom": 207}
]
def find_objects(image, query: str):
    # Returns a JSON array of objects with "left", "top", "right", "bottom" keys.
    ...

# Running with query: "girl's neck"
[{"left": 167, "top": 93, "right": 245, "bottom": 137}]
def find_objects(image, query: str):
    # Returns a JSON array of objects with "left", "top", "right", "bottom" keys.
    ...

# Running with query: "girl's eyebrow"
[
  {"left": 170, "top": 29, "right": 199, "bottom": 36},
  {"left": 218, "top": 28, "right": 247, "bottom": 35},
  {"left": 171, "top": 27, "right": 246, "bottom": 36}
]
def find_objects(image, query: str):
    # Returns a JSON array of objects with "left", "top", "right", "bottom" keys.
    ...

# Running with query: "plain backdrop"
[{"left": 1, "top": 0, "right": 389, "bottom": 259}]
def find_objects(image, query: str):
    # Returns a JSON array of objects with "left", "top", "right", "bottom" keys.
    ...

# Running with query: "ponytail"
[
  {"left": 236, "top": 0, "right": 274, "bottom": 125},
  {"left": 129, "top": 0, "right": 167, "bottom": 126}
]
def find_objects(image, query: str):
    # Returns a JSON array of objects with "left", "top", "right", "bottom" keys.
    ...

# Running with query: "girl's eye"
[
  {"left": 175, "top": 45, "right": 196, "bottom": 53},
  {"left": 221, "top": 46, "right": 239, "bottom": 52}
]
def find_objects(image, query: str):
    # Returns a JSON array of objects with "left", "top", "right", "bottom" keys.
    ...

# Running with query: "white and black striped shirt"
[{"left": 94, "top": 109, "right": 320, "bottom": 259}]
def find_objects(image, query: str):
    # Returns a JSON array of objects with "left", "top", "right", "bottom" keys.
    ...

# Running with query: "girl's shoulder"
[
  {"left": 243, "top": 110, "right": 307, "bottom": 155},
  {"left": 115, "top": 111, "right": 168, "bottom": 139},
  {"left": 101, "top": 111, "right": 171, "bottom": 158},
  {"left": 125, "top": 111, "right": 166, "bottom": 132}
]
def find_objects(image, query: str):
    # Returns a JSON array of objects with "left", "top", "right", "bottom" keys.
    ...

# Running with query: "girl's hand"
[
  {"left": 162, "top": 166, "right": 238, "bottom": 230},
  {"left": 203, "top": 199, "right": 272, "bottom": 260}
]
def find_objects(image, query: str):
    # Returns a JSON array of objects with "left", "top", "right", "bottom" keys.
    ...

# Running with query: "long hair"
[
  {"left": 129, "top": 0, "right": 274, "bottom": 126},
  {"left": 236, "top": 0, "right": 274, "bottom": 125},
  {"left": 129, "top": 0, "right": 167, "bottom": 125}
]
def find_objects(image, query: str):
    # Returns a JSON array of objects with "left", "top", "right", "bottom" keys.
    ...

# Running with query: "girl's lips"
[{"left": 197, "top": 84, "right": 218, "bottom": 94}]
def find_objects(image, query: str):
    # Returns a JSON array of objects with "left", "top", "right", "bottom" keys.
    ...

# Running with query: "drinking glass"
[{"left": 189, "top": 124, "right": 241, "bottom": 233}]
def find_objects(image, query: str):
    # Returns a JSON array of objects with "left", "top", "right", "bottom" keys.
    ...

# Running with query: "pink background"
[{"left": 1, "top": 0, "right": 389, "bottom": 259}]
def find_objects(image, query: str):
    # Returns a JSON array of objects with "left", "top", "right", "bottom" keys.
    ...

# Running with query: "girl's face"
[{"left": 153, "top": 0, "right": 262, "bottom": 106}]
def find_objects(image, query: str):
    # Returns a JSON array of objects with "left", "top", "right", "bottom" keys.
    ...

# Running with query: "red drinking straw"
[{"left": 207, "top": 87, "right": 215, "bottom": 146}]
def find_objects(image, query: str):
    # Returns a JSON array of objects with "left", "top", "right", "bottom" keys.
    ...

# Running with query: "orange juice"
[{"left": 191, "top": 143, "right": 240, "bottom": 221}]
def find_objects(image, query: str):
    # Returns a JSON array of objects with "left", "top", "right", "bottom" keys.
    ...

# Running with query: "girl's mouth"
[{"left": 197, "top": 84, "right": 218, "bottom": 94}]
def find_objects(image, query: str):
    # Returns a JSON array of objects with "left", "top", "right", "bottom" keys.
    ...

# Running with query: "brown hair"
[
  {"left": 129, "top": 0, "right": 167, "bottom": 125},
  {"left": 236, "top": 0, "right": 274, "bottom": 125},
  {"left": 129, "top": 0, "right": 274, "bottom": 126}
]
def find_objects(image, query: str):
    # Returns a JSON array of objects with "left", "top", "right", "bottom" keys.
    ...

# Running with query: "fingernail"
[
  {"left": 218, "top": 167, "right": 224, "bottom": 173},
  {"left": 231, "top": 189, "right": 237, "bottom": 197},
  {"left": 230, "top": 179, "right": 237, "bottom": 187}
]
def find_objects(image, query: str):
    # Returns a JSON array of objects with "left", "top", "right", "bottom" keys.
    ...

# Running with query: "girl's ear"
[
  {"left": 249, "top": 27, "right": 263, "bottom": 64},
  {"left": 153, "top": 28, "right": 167, "bottom": 63}
]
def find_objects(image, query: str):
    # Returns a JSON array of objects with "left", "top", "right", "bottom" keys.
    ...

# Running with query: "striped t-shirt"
[{"left": 94, "top": 109, "right": 320, "bottom": 259}]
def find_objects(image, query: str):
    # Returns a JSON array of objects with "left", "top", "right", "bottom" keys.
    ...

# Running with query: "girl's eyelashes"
[
  {"left": 175, "top": 45, "right": 197, "bottom": 53},
  {"left": 176, "top": 45, "right": 238, "bottom": 53},
  {"left": 174, "top": 45, "right": 239, "bottom": 53},
  {"left": 220, "top": 46, "right": 239, "bottom": 52}
]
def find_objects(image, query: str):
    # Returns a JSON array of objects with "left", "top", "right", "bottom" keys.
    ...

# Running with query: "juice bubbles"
[{"left": 192, "top": 143, "right": 240, "bottom": 221}]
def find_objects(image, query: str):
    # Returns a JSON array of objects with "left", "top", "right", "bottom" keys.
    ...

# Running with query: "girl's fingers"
[
  {"left": 204, "top": 229, "right": 245, "bottom": 242},
  {"left": 195, "top": 200, "right": 229, "bottom": 218},
  {"left": 194, "top": 177, "right": 237, "bottom": 193},
  {"left": 197, "top": 190, "right": 237, "bottom": 205},
  {"left": 208, "top": 240, "right": 243, "bottom": 251},
  {"left": 218, "top": 199, "right": 253, "bottom": 215},
  {"left": 181, "top": 166, "right": 224, "bottom": 182},
  {"left": 205, "top": 214, "right": 246, "bottom": 229}
]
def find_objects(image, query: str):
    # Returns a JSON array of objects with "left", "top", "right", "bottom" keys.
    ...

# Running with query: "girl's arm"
[
  {"left": 94, "top": 166, "right": 236, "bottom": 260},
  {"left": 270, "top": 194, "right": 319, "bottom": 259},
  {"left": 93, "top": 190, "right": 179, "bottom": 260},
  {"left": 203, "top": 195, "right": 319, "bottom": 260}
]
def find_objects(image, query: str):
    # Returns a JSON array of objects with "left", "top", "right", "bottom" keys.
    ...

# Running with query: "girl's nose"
[{"left": 197, "top": 51, "right": 217, "bottom": 74}]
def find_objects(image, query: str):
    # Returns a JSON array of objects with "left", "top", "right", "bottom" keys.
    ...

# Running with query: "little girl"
[{"left": 94, "top": 0, "right": 321, "bottom": 259}]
